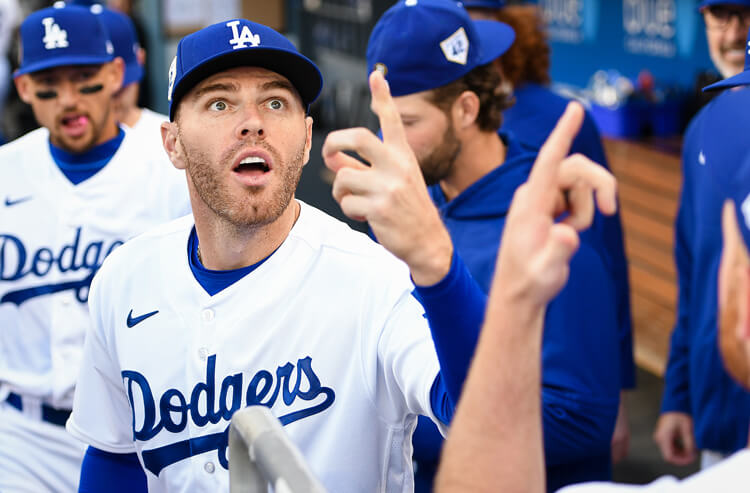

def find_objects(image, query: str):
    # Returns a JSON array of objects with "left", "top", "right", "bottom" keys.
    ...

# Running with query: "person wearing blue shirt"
[
  {"left": 356, "top": 1, "right": 622, "bottom": 491},
  {"left": 654, "top": 1, "right": 750, "bottom": 470},
  {"left": 436, "top": 56, "right": 750, "bottom": 493},
  {"left": 464, "top": 0, "right": 636, "bottom": 465}
]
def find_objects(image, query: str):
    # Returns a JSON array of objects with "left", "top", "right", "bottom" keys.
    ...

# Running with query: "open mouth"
[
  {"left": 60, "top": 114, "right": 89, "bottom": 136},
  {"left": 234, "top": 156, "right": 271, "bottom": 174}
]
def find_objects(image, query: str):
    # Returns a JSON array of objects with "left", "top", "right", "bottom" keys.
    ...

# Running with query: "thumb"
[{"left": 678, "top": 420, "right": 695, "bottom": 453}]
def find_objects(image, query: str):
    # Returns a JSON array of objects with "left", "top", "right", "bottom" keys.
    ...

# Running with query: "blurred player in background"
[
  {"left": 95, "top": 5, "right": 167, "bottom": 151},
  {"left": 463, "top": 0, "right": 636, "bottom": 464},
  {"left": 361, "top": 1, "right": 623, "bottom": 490},
  {"left": 435, "top": 62, "right": 750, "bottom": 491},
  {"left": 654, "top": 1, "right": 750, "bottom": 469},
  {"left": 0, "top": 4, "right": 188, "bottom": 491}
]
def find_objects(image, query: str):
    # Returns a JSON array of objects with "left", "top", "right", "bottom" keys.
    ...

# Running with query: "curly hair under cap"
[
  {"left": 490, "top": 5, "right": 551, "bottom": 87},
  {"left": 427, "top": 63, "right": 514, "bottom": 132}
]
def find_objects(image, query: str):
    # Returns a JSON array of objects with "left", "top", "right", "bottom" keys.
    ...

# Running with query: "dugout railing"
[{"left": 229, "top": 406, "right": 327, "bottom": 493}]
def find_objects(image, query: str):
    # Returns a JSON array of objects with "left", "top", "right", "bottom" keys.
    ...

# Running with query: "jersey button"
[
  {"left": 198, "top": 347, "right": 209, "bottom": 361},
  {"left": 201, "top": 309, "right": 215, "bottom": 323},
  {"left": 204, "top": 461, "right": 215, "bottom": 474}
]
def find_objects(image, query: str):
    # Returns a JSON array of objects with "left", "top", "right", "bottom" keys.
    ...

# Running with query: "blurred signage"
[
  {"left": 623, "top": 0, "right": 676, "bottom": 57},
  {"left": 541, "top": 0, "right": 711, "bottom": 89},
  {"left": 540, "top": 0, "right": 599, "bottom": 44}
]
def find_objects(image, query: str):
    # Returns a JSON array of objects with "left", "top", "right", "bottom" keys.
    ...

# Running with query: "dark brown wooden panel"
[
  {"left": 604, "top": 138, "right": 682, "bottom": 377},
  {"left": 625, "top": 236, "right": 676, "bottom": 280}
]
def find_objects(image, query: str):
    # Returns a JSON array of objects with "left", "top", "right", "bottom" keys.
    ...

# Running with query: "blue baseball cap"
[
  {"left": 15, "top": 3, "right": 114, "bottom": 77},
  {"left": 703, "top": 26, "right": 750, "bottom": 91},
  {"left": 461, "top": 0, "right": 506, "bottom": 7},
  {"left": 167, "top": 19, "right": 323, "bottom": 121},
  {"left": 366, "top": 0, "right": 515, "bottom": 98},
  {"left": 94, "top": 6, "right": 143, "bottom": 87},
  {"left": 698, "top": 0, "right": 750, "bottom": 8}
]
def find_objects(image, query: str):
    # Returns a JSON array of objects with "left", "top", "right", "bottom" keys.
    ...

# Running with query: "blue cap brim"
[
  {"left": 703, "top": 71, "right": 750, "bottom": 91},
  {"left": 170, "top": 47, "right": 322, "bottom": 121},
  {"left": 474, "top": 20, "right": 515, "bottom": 65},
  {"left": 14, "top": 54, "right": 114, "bottom": 77},
  {"left": 698, "top": 0, "right": 750, "bottom": 9},
  {"left": 462, "top": 1, "right": 505, "bottom": 7}
]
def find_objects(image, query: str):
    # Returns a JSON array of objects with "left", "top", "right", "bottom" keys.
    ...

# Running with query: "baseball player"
[
  {"left": 0, "top": 4, "right": 189, "bottom": 491},
  {"left": 435, "top": 59, "right": 750, "bottom": 493},
  {"left": 654, "top": 1, "right": 750, "bottom": 469},
  {"left": 66, "top": 16, "right": 616, "bottom": 493},
  {"left": 462, "top": 0, "right": 635, "bottom": 465},
  {"left": 94, "top": 5, "right": 168, "bottom": 151},
  {"left": 354, "top": 1, "right": 622, "bottom": 490}
]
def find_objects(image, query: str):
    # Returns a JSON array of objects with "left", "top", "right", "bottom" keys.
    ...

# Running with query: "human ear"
[
  {"left": 452, "top": 90, "right": 480, "bottom": 130},
  {"left": 161, "top": 121, "right": 186, "bottom": 170},
  {"left": 14, "top": 75, "right": 33, "bottom": 104}
]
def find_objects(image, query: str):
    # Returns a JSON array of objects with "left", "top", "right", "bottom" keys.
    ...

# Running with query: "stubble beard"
[
  {"left": 419, "top": 124, "right": 461, "bottom": 186},
  {"left": 182, "top": 134, "right": 306, "bottom": 230}
]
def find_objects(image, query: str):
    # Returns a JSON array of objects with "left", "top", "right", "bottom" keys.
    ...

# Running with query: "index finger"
[
  {"left": 368, "top": 70, "right": 410, "bottom": 150},
  {"left": 526, "top": 102, "right": 585, "bottom": 211}
]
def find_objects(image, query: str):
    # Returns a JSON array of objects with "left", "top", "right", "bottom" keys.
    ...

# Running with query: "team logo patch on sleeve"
[{"left": 440, "top": 27, "right": 469, "bottom": 65}]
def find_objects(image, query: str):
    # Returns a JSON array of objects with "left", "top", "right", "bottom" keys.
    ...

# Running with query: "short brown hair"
[
  {"left": 427, "top": 63, "right": 513, "bottom": 132},
  {"left": 491, "top": 5, "right": 551, "bottom": 87}
]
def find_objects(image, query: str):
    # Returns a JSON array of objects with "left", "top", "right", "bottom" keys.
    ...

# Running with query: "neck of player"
[
  {"left": 439, "top": 128, "right": 506, "bottom": 201},
  {"left": 192, "top": 198, "right": 300, "bottom": 271}
]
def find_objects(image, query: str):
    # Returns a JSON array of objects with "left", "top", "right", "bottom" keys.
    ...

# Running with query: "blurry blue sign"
[{"left": 541, "top": 0, "right": 713, "bottom": 90}]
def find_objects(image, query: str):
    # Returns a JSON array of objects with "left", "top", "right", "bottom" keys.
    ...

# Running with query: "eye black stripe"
[
  {"left": 79, "top": 84, "right": 104, "bottom": 95},
  {"left": 35, "top": 90, "right": 57, "bottom": 100}
]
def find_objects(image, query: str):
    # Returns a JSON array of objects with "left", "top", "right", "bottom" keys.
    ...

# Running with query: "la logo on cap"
[
  {"left": 227, "top": 20, "right": 260, "bottom": 50},
  {"left": 440, "top": 27, "right": 469, "bottom": 65},
  {"left": 42, "top": 17, "right": 68, "bottom": 50}
]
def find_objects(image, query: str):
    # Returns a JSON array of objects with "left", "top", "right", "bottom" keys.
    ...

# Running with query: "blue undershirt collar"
[
  {"left": 187, "top": 227, "right": 274, "bottom": 296},
  {"left": 49, "top": 127, "right": 125, "bottom": 185}
]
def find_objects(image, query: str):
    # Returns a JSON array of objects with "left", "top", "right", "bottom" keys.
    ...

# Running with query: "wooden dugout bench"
[{"left": 602, "top": 138, "right": 681, "bottom": 377}]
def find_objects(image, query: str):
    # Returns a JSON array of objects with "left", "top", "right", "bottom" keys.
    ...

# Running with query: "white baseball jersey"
[
  {"left": 68, "top": 201, "right": 443, "bottom": 493},
  {"left": 0, "top": 126, "right": 191, "bottom": 409},
  {"left": 560, "top": 449, "right": 750, "bottom": 493},
  {"left": 123, "top": 107, "right": 168, "bottom": 155}
]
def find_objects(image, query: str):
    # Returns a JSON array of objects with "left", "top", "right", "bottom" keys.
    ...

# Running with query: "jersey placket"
[
  {"left": 188, "top": 302, "right": 223, "bottom": 489},
  {"left": 49, "top": 189, "right": 85, "bottom": 407}
]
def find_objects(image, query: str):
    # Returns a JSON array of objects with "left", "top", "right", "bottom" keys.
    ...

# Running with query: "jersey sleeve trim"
[{"left": 66, "top": 415, "right": 138, "bottom": 455}]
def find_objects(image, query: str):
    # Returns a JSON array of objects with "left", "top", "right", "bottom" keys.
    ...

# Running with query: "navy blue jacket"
[
  {"left": 661, "top": 88, "right": 750, "bottom": 453},
  {"left": 413, "top": 133, "right": 622, "bottom": 492}
]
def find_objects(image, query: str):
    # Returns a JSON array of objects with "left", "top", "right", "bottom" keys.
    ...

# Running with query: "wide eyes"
[
  {"left": 209, "top": 100, "right": 227, "bottom": 111},
  {"left": 205, "top": 97, "right": 287, "bottom": 113}
]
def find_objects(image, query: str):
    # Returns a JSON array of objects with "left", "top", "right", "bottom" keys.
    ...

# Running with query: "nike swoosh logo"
[
  {"left": 127, "top": 309, "right": 159, "bottom": 328},
  {"left": 5, "top": 196, "right": 32, "bottom": 207}
]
